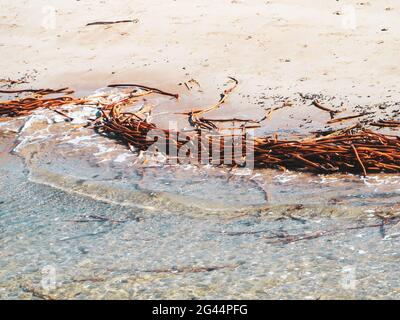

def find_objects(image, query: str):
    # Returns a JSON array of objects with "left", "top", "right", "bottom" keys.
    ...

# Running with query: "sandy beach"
[
  {"left": 2, "top": 1, "right": 400, "bottom": 300},
  {"left": 2, "top": 1, "right": 400, "bottom": 102}
]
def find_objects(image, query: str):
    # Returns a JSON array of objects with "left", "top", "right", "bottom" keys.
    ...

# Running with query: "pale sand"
[{"left": 1, "top": 1, "right": 400, "bottom": 121}]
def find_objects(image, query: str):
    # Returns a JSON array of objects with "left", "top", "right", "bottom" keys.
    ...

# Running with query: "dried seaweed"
[
  {"left": 312, "top": 99, "right": 340, "bottom": 119},
  {"left": 3, "top": 80, "right": 400, "bottom": 175},
  {"left": 370, "top": 120, "right": 400, "bottom": 128},
  {"left": 86, "top": 19, "right": 138, "bottom": 26},
  {"left": 108, "top": 83, "right": 179, "bottom": 99},
  {"left": 0, "top": 88, "right": 82, "bottom": 118},
  {"left": 0, "top": 87, "right": 73, "bottom": 95},
  {"left": 183, "top": 77, "right": 238, "bottom": 130},
  {"left": 327, "top": 112, "right": 373, "bottom": 124},
  {"left": 93, "top": 81, "right": 400, "bottom": 174}
]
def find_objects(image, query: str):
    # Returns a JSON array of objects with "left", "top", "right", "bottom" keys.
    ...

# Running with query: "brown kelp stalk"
[
  {"left": 0, "top": 87, "right": 83, "bottom": 118},
  {"left": 3, "top": 80, "right": 400, "bottom": 175},
  {"left": 95, "top": 82, "right": 400, "bottom": 174}
]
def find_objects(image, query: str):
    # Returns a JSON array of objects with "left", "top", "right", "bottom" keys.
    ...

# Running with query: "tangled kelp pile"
[
  {"left": 253, "top": 129, "right": 400, "bottom": 175},
  {"left": 0, "top": 87, "right": 82, "bottom": 118},
  {"left": 2, "top": 79, "right": 400, "bottom": 175}
]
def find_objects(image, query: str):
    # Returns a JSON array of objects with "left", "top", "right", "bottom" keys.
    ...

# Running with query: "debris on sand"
[
  {"left": 0, "top": 78, "right": 28, "bottom": 87},
  {"left": 86, "top": 19, "right": 139, "bottom": 26},
  {"left": 0, "top": 88, "right": 83, "bottom": 118},
  {"left": 0, "top": 87, "right": 73, "bottom": 95},
  {"left": 312, "top": 99, "right": 341, "bottom": 119},
  {"left": 327, "top": 112, "right": 373, "bottom": 124},
  {"left": 252, "top": 129, "right": 400, "bottom": 176},
  {"left": 95, "top": 80, "right": 400, "bottom": 175},
  {"left": 3, "top": 79, "right": 400, "bottom": 175},
  {"left": 370, "top": 120, "right": 400, "bottom": 128}
]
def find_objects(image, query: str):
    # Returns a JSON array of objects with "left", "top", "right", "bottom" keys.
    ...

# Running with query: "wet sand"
[{"left": 2, "top": 0, "right": 400, "bottom": 299}]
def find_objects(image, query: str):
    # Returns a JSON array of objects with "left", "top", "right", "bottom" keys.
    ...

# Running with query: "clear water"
[{"left": 1, "top": 98, "right": 400, "bottom": 299}]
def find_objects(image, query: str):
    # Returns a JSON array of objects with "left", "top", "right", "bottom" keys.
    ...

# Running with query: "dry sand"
[{"left": 1, "top": 0, "right": 400, "bottom": 125}]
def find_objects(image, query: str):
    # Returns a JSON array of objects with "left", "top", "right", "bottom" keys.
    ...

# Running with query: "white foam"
[
  {"left": 274, "top": 172, "right": 297, "bottom": 183},
  {"left": 66, "top": 135, "right": 95, "bottom": 145},
  {"left": 93, "top": 144, "right": 116, "bottom": 156},
  {"left": 114, "top": 153, "right": 132, "bottom": 163}
]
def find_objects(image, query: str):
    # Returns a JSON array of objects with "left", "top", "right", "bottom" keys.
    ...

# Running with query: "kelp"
[
  {"left": 0, "top": 87, "right": 82, "bottom": 118},
  {"left": 3, "top": 81, "right": 400, "bottom": 175}
]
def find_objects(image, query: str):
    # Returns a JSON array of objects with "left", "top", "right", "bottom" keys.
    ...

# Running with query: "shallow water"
[{"left": 1, "top": 91, "right": 400, "bottom": 299}]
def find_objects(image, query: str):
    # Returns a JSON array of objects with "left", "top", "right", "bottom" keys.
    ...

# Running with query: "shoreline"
[{"left": 2, "top": 0, "right": 400, "bottom": 300}]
